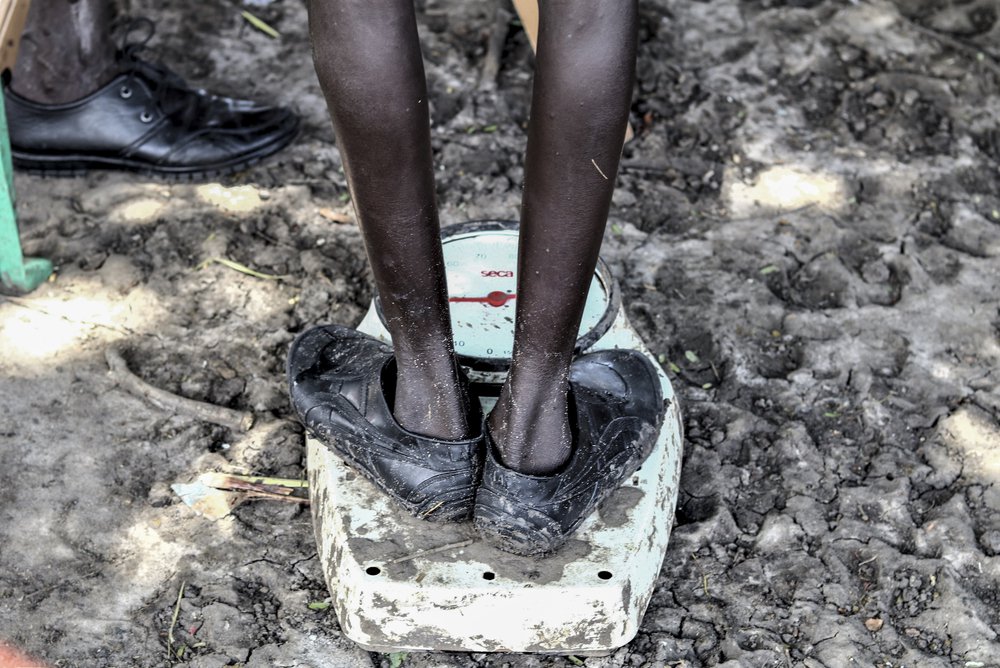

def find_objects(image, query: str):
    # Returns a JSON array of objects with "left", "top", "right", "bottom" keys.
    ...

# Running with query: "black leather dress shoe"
[
  {"left": 6, "top": 59, "right": 299, "bottom": 179},
  {"left": 287, "top": 325, "right": 485, "bottom": 522},
  {"left": 474, "top": 349, "right": 663, "bottom": 556}
]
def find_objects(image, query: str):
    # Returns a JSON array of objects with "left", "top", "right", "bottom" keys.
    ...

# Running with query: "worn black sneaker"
[
  {"left": 288, "top": 325, "right": 484, "bottom": 522},
  {"left": 474, "top": 349, "right": 663, "bottom": 556},
  {"left": 6, "top": 20, "right": 298, "bottom": 179}
]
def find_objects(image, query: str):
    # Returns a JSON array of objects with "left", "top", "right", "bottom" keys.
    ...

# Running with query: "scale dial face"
[{"left": 439, "top": 222, "right": 617, "bottom": 370}]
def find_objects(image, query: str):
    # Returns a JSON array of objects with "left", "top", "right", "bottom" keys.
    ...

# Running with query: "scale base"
[{"left": 307, "top": 317, "right": 682, "bottom": 654}]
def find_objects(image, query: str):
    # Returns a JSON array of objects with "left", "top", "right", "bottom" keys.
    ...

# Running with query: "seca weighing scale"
[{"left": 307, "top": 220, "right": 683, "bottom": 654}]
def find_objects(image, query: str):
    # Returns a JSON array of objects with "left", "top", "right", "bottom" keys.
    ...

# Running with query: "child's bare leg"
[
  {"left": 489, "top": 0, "right": 638, "bottom": 474},
  {"left": 308, "top": 0, "right": 471, "bottom": 440}
]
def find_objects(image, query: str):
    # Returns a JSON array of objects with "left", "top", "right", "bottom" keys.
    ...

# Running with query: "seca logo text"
[{"left": 481, "top": 270, "right": 514, "bottom": 277}]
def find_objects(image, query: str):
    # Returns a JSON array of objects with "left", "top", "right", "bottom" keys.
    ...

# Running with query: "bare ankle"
[
  {"left": 488, "top": 384, "right": 572, "bottom": 475},
  {"left": 393, "top": 360, "right": 473, "bottom": 441}
]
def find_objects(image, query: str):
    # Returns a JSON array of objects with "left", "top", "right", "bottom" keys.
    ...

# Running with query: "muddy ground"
[{"left": 2, "top": 0, "right": 999, "bottom": 666}]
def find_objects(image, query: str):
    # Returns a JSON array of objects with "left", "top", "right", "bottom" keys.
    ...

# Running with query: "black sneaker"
[
  {"left": 287, "top": 325, "right": 484, "bottom": 522},
  {"left": 474, "top": 349, "right": 663, "bottom": 556}
]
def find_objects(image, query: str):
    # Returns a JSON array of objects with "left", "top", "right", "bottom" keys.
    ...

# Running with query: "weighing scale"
[{"left": 307, "top": 221, "right": 683, "bottom": 654}]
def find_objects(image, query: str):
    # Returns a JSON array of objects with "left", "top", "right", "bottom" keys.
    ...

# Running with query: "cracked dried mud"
[{"left": 1, "top": 0, "right": 999, "bottom": 666}]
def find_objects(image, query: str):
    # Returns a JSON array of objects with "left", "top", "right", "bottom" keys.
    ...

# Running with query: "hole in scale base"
[
  {"left": 482, "top": 571, "right": 496, "bottom": 581},
  {"left": 597, "top": 570, "right": 613, "bottom": 580},
  {"left": 366, "top": 566, "right": 381, "bottom": 576}
]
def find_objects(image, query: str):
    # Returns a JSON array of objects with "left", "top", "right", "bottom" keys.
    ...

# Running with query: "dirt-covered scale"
[{"left": 307, "top": 221, "right": 683, "bottom": 653}]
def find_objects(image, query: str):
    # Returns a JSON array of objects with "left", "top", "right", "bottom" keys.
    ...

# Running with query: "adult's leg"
[
  {"left": 308, "top": 0, "right": 471, "bottom": 440},
  {"left": 489, "top": 0, "right": 638, "bottom": 475},
  {"left": 10, "top": 0, "right": 119, "bottom": 104}
]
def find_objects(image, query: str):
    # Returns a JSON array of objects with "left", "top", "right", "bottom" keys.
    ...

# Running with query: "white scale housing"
[{"left": 307, "top": 222, "right": 683, "bottom": 653}]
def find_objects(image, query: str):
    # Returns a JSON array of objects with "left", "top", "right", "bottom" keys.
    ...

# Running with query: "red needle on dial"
[{"left": 449, "top": 291, "right": 516, "bottom": 307}]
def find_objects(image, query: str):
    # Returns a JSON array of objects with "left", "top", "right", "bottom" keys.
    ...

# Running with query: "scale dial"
[
  {"left": 442, "top": 221, "right": 620, "bottom": 370},
  {"left": 375, "top": 221, "right": 619, "bottom": 371}
]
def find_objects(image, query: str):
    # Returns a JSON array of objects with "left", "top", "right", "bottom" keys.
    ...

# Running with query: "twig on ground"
[
  {"left": 240, "top": 10, "right": 279, "bottom": 39},
  {"left": 24, "top": 569, "right": 101, "bottom": 599},
  {"left": 200, "top": 472, "right": 309, "bottom": 503},
  {"left": 173, "top": 471, "right": 309, "bottom": 519},
  {"left": 318, "top": 207, "right": 352, "bottom": 224},
  {"left": 201, "top": 472, "right": 309, "bottom": 491},
  {"left": 167, "top": 581, "right": 186, "bottom": 659},
  {"left": 198, "top": 257, "right": 287, "bottom": 280},
  {"left": 105, "top": 346, "right": 254, "bottom": 432},
  {"left": 238, "top": 492, "right": 309, "bottom": 504},
  {"left": 887, "top": 4, "right": 1000, "bottom": 79}
]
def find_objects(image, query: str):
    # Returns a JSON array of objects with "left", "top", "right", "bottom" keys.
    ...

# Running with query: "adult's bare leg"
[
  {"left": 308, "top": 0, "right": 471, "bottom": 440},
  {"left": 489, "top": 0, "right": 638, "bottom": 474},
  {"left": 10, "top": 0, "right": 119, "bottom": 104}
]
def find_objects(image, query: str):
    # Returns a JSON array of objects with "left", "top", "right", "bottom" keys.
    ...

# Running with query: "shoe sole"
[{"left": 12, "top": 125, "right": 299, "bottom": 182}]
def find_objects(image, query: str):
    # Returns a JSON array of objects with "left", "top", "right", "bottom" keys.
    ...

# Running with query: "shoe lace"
[{"left": 115, "top": 18, "right": 215, "bottom": 130}]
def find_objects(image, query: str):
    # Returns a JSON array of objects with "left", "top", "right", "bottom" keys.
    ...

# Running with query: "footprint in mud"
[
  {"left": 675, "top": 456, "right": 720, "bottom": 527},
  {"left": 766, "top": 248, "right": 906, "bottom": 310},
  {"left": 674, "top": 492, "right": 719, "bottom": 527},
  {"left": 838, "top": 235, "right": 908, "bottom": 306},
  {"left": 755, "top": 334, "right": 804, "bottom": 379},
  {"left": 791, "top": 44, "right": 885, "bottom": 127},
  {"left": 766, "top": 253, "right": 852, "bottom": 310},
  {"left": 844, "top": 80, "right": 954, "bottom": 156},
  {"left": 654, "top": 259, "right": 713, "bottom": 307}
]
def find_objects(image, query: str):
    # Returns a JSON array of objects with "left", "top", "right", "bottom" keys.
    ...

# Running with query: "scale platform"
[{"left": 307, "top": 222, "right": 683, "bottom": 653}]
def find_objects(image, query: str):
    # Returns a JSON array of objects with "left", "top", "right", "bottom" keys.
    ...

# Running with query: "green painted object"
[{"left": 0, "top": 91, "right": 52, "bottom": 295}]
